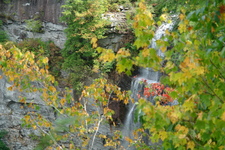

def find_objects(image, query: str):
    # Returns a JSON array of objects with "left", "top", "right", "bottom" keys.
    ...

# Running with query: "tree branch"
[
  {"left": 30, "top": 115, "right": 63, "bottom": 149},
  {"left": 90, "top": 115, "right": 104, "bottom": 150},
  {"left": 201, "top": 77, "right": 223, "bottom": 102},
  {"left": 210, "top": 59, "right": 225, "bottom": 80}
]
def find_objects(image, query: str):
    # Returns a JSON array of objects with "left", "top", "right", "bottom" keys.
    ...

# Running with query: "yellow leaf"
[
  {"left": 45, "top": 122, "right": 51, "bottom": 127},
  {"left": 6, "top": 51, "right": 11, "bottom": 58},
  {"left": 184, "top": 19, "right": 189, "bottom": 25},
  {"left": 178, "top": 23, "right": 187, "bottom": 33},
  {"left": 125, "top": 136, "right": 133, "bottom": 143},
  {"left": 117, "top": 48, "right": 131, "bottom": 57},
  {"left": 19, "top": 98, "right": 26, "bottom": 103},
  {"left": 167, "top": 110, "right": 180, "bottom": 124},
  {"left": 160, "top": 14, "right": 167, "bottom": 21},
  {"left": 49, "top": 86, "right": 56, "bottom": 93},
  {"left": 165, "top": 29, "right": 170, "bottom": 35},
  {"left": 91, "top": 37, "right": 98, "bottom": 48},
  {"left": 194, "top": 66, "right": 205, "bottom": 75},
  {"left": 56, "top": 147, "right": 61, "bottom": 150},
  {"left": 99, "top": 50, "right": 115, "bottom": 62},
  {"left": 139, "top": 2, "right": 146, "bottom": 10},
  {"left": 42, "top": 90, "right": 49, "bottom": 101},
  {"left": 183, "top": 95, "right": 196, "bottom": 112},
  {"left": 69, "top": 143, "right": 75, "bottom": 149},
  {"left": 92, "top": 43, "right": 97, "bottom": 48},
  {"left": 24, "top": 115, "right": 30, "bottom": 123},
  {"left": 99, "top": 134, "right": 107, "bottom": 139},
  {"left": 159, "top": 131, "right": 168, "bottom": 141},
  {"left": 91, "top": 37, "right": 98, "bottom": 44},
  {"left": 160, "top": 46, "right": 167, "bottom": 52},
  {"left": 32, "top": 125, "right": 37, "bottom": 130},
  {"left": 9, "top": 75, "right": 15, "bottom": 82},
  {"left": 60, "top": 98, "right": 66, "bottom": 106},
  {"left": 7, "top": 86, "right": 13, "bottom": 91},
  {"left": 175, "top": 124, "right": 189, "bottom": 139},
  {"left": 197, "top": 111, "right": 203, "bottom": 120},
  {"left": 40, "top": 69, "right": 45, "bottom": 74},
  {"left": 179, "top": 14, "right": 185, "bottom": 20},
  {"left": 142, "top": 48, "right": 150, "bottom": 57},
  {"left": 187, "top": 141, "right": 195, "bottom": 150},
  {"left": 42, "top": 57, "right": 49, "bottom": 64},
  {"left": 221, "top": 112, "right": 225, "bottom": 121}
]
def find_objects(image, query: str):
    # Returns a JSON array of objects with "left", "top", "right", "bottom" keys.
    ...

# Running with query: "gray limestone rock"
[{"left": 0, "top": 71, "right": 56, "bottom": 150}]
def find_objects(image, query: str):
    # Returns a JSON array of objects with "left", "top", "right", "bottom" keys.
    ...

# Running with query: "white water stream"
[{"left": 121, "top": 20, "right": 175, "bottom": 149}]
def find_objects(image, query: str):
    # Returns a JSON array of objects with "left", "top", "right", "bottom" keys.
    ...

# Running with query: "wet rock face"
[
  {"left": 0, "top": 0, "right": 64, "bottom": 24},
  {"left": 0, "top": 0, "right": 66, "bottom": 48},
  {"left": 3, "top": 22, "right": 66, "bottom": 49},
  {"left": 108, "top": 100, "right": 127, "bottom": 126}
]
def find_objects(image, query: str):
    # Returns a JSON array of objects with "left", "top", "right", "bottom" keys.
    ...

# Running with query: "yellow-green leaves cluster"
[
  {"left": 117, "top": 1, "right": 225, "bottom": 150},
  {"left": 0, "top": 43, "right": 96, "bottom": 149}
]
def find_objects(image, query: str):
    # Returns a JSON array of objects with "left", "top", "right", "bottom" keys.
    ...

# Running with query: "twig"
[
  {"left": 30, "top": 115, "right": 63, "bottom": 149},
  {"left": 83, "top": 99, "right": 89, "bottom": 133},
  {"left": 201, "top": 77, "right": 223, "bottom": 102},
  {"left": 90, "top": 115, "right": 104, "bottom": 150},
  {"left": 210, "top": 59, "right": 225, "bottom": 80}
]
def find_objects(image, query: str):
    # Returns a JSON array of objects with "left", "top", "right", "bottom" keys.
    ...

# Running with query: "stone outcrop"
[
  {"left": 0, "top": 69, "right": 114, "bottom": 149},
  {"left": 99, "top": 12, "right": 134, "bottom": 52},
  {"left": 0, "top": 1, "right": 134, "bottom": 149},
  {"left": 2, "top": 21, "right": 66, "bottom": 49},
  {"left": 0, "top": 0, "right": 64, "bottom": 24},
  {"left": 0, "top": 71, "right": 56, "bottom": 150},
  {"left": 0, "top": 0, "right": 66, "bottom": 48}
]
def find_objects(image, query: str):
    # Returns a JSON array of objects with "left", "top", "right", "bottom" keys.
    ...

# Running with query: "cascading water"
[{"left": 121, "top": 20, "right": 175, "bottom": 149}]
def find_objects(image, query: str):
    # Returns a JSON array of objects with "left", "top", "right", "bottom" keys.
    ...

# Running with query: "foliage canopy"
[
  {"left": 0, "top": 0, "right": 224, "bottom": 149},
  {"left": 97, "top": 0, "right": 225, "bottom": 149}
]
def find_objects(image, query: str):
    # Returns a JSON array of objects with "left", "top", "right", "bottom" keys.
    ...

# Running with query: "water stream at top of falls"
[{"left": 121, "top": 21, "right": 175, "bottom": 149}]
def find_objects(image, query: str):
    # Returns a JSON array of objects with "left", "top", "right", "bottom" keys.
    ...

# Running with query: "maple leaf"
[
  {"left": 159, "top": 130, "right": 168, "bottom": 141},
  {"left": 179, "top": 14, "right": 185, "bottom": 20},
  {"left": 91, "top": 37, "right": 98, "bottom": 48},
  {"left": 160, "top": 46, "right": 167, "bottom": 52},
  {"left": 187, "top": 141, "right": 195, "bottom": 150},
  {"left": 183, "top": 95, "right": 196, "bottom": 112},
  {"left": 178, "top": 23, "right": 187, "bottom": 33},
  {"left": 42, "top": 57, "right": 49, "bottom": 64},
  {"left": 221, "top": 112, "right": 225, "bottom": 121}
]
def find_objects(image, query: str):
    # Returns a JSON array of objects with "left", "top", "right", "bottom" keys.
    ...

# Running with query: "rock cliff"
[
  {"left": 0, "top": 0, "right": 66, "bottom": 48},
  {"left": 0, "top": 0, "right": 64, "bottom": 24},
  {"left": 0, "top": 70, "right": 56, "bottom": 150},
  {"left": 0, "top": 0, "right": 133, "bottom": 51},
  {"left": 0, "top": 1, "right": 134, "bottom": 149}
]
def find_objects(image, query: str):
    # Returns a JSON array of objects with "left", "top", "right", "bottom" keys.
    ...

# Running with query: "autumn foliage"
[
  {"left": 97, "top": 0, "right": 225, "bottom": 149},
  {"left": 0, "top": 0, "right": 224, "bottom": 149}
]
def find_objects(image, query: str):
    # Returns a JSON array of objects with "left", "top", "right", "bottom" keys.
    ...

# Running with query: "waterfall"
[{"left": 121, "top": 20, "right": 175, "bottom": 149}]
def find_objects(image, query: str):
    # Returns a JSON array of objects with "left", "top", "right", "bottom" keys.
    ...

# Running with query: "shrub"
[
  {"left": 0, "top": 130, "right": 9, "bottom": 150},
  {"left": 0, "top": 20, "right": 8, "bottom": 42}
]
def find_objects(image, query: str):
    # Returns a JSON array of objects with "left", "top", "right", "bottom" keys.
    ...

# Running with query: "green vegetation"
[
  {"left": 94, "top": 0, "right": 225, "bottom": 149},
  {"left": 3, "top": 0, "right": 11, "bottom": 4},
  {"left": 0, "top": 20, "right": 8, "bottom": 42},
  {"left": 16, "top": 38, "right": 63, "bottom": 78},
  {"left": 0, "top": 130, "right": 9, "bottom": 150},
  {"left": 25, "top": 19, "right": 43, "bottom": 33},
  {"left": 60, "top": 0, "right": 110, "bottom": 92},
  {"left": 0, "top": 0, "right": 224, "bottom": 149}
]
